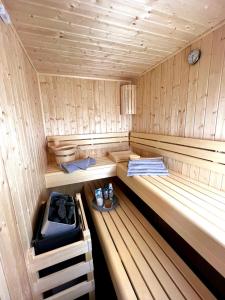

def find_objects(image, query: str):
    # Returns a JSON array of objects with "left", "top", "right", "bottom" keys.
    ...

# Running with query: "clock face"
[{"left": 188, "top": 49, "right": 201, "bottom": 65}]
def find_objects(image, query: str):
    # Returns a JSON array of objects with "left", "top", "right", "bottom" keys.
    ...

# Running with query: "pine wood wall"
[
  {"left": 39, "top": 75, "right": 132, "bottom": 159},
  {"left": 132, "top": 24, "right": 225, "bottom": 190},
  {"left": 39, "top": 75, "right": 132, "bottom": 136},
  {"left": 0, "top": 21, "right": 47, "bottom": 299}
]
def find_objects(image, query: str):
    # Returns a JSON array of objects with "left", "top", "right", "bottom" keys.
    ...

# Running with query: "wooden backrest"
[
  {"left": 130, "top": 132, "right": 225, "bottom": 175},
  {"left": 47, "top": 132, "right": 129, "bottom": 151}
]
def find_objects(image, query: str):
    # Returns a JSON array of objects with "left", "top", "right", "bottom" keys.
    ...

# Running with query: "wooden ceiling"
[{"left": 4, "top": 0, "right": 225, "bottom": 80}]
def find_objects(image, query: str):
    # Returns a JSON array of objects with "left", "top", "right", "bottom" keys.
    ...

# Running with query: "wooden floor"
[{"left": 84, "top": 180, "right": 215, "bottom": 300}]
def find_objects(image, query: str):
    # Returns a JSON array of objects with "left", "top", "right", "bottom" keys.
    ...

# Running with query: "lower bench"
[{"left": 84, "top": 180, "right": 215, "bottom": 300}]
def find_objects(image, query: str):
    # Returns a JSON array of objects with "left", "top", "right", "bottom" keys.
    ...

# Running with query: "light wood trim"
[
  {"left": 108, "top": 150, "right": 136, "bottom": 162},
  {"left": 36, "top": 261, "right": 93, "bottom": 294},
  {"left": 76, "top": 193, "right": 90, "bottom": 238},
  {"left": 145, "top": 176, "right": 225, "bottom": 227},
  {"left": 131, "top": 132, "right": 225, "bottom": 152},
  {"left": 38, "top": 72, "right": 131, "bottom": 82},
  {"left": 113, "top": 202, "right": 184, "bottom": 299},
  {"left": 131, "top": 142, "right": 225, "bottom": 175},
  {"left": 102, "top": 208, "right": 153, "bottom": 299},
  {"left": 78, "top": 141, "right": 129, "bottom": 151},
  {"left": 28, "top": 241, "right": 89, "bottom": 272},
  {"left": 159, "top": 176, "right": 225, "bottom": 212},
  {"left": 108, "top": 208, "right": 167, "bottom": 299},
  {"left": 0, "top": 258, "right": 10, "bottom": 300},
  {"left": 117, "top": 163, "right": 225, "bottom": 278},
  {"left": 130, "top": 136, "right": 225, "bottom": 164},
  {"left": 117, "top": 188, "right": 216, "bottom": 300},
  {"left": 47, "top": 132, "right": 129, "bottom": 142},
  {"left": 48, "top": 137, "right": 129, "bottom": 148},
  {"left": 169, "top": 171, "right": 225, "bottom": 199},
  {"left": 45, "top": 280, "right": 95, "bottom": 300},
  {"left": 76, "top": 193, "right": 95, "bottom": 300}
]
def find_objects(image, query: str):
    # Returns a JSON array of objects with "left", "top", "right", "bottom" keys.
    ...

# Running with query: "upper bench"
[
  {"left": 118, "top": 131, "right": 225, "bottom": 278},
  {"left": 45, "top": 132, "right": 129, "bottom": 188}
]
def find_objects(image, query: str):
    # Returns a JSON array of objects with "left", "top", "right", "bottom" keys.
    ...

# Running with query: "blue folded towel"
[
  {"left": 60, "top": 157, "right": 96, "bottom": 173},
  {"left": 127, "top": 158, "right": 168, "bottom": 176}
]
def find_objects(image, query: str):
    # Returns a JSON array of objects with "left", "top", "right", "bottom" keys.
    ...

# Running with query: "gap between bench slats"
[
  {"left": 84, "top": 183, "right": 137, "bottom": 300},
  {"left": 86, "top": 180, "right": 215, "bottom": 300},
  {"left": 144, "top": 176, "right": 225, "bottom": 228}
]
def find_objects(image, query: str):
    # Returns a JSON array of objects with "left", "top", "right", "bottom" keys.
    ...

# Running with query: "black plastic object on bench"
[{"left": 32, "top": 197, "right": 81, "bottom": 255}]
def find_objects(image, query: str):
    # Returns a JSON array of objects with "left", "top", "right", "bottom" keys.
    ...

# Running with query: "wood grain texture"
[
  {"left": 84, "top": 180, "right": 215, "bottom": 300},
  {"left": 39, "top": 75, "right": 131, "bottom": 159},
  {"left": 132, "top": 24, "right": 225, "bottom": 190},
  {"left": 3, "top": 0, "right": 225, "bottom": 79},
  {"left": 120, "top": 84, "right": 136, "bottom": 114},
  {"left": 117, "top": 163, "right": 225, "bottom": 279},
  {"left": 28, "top": 194, "right": 95, "bottom": 299},
  {"left": 0, "top": 19, "right": 47, "bottom": 299}
]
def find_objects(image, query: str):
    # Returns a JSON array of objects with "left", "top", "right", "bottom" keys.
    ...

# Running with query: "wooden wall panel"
[
  {"left": 39, "top": 75, "right": 132, "bottom": 159},
  {"left": 39, "top": 75, "right": 132, "bottom": 136},
  {"left": 132, "top": 24, "right": 225, "bottom": 190},
  {"left": 0, "top": 20, "right": 47, "bottom": 299}
]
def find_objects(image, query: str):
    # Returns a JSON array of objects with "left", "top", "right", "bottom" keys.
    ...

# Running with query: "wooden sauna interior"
[{"left": 1, "top": 0, "right": 225, "bottom": 299}]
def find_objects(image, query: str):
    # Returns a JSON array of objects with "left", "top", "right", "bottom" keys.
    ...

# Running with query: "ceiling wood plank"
[{"left": 4, "top": 0, "right": 225, "bottom": 79}]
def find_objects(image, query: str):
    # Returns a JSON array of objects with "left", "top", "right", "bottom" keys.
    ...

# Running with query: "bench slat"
[
  {"left": 89, "top": 182, "right": 152, "bottom": 300},
  {"left": 114, "top": 197, "right": 186, "bottom": 299},
  {"left": 148, "top": 176, "right": 225, "bottom": 224},
  {"left": 160, "top": 176, "right": 225, "bottom": 212},
  {"left": 45, "top": 157, "right": 116, "bottom": 188},
  {"left": 48, "top": 137, "right": 129, "bottom": 148},
  {"left": 130, "top": 137, "right": 225, "bottom": 164},
  {"left": 117, "top": 163, "right": 225, "bottom": 278},
  {"left": 84, "top": 184, "right": 137, "bottom": 300},
  {"left": 89, "top": 182, "right": 153, "bottom": 300},
  {"left": 118, "top": 188, "right": 215, "bottom": 300},
  {"left": 47, "top": 132, "right": 129, "bottom": 142},
  {"left": 109, "top": 208, "right": 169, "bottom": 299},
  {"left": 169, "top": 171, "right": 225, "bottom": 200},
  {"left": 84, "top": 179, "right": 215, "bottom": 300},
  {"left": 140, "top": 175, "right": 225, "bottom": 237},
  {"left": 131, "top": 132, "right": 225, "bottom": 152},
  {"left": 102, "top": 211, "right": 153, "bottom": 300},
  {"left": 130, "top": 142, "right": 225, "bottom": 175}
]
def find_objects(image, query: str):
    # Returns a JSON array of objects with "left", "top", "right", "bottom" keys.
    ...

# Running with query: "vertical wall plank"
[
  {"left": 39, "top": 75, "right": 131, "bottom": 136},
  {"left": 185, "top": 40, "right": 201, "bottom": 137},
  {"left": 0, "top": 19, "right": 47, "bottom": 299},
  {"left": 132, "top": 23, "right": 225, "bottom": 188},
  {"left": 203, "top": 27, "right": 225, "bottom": 140}
]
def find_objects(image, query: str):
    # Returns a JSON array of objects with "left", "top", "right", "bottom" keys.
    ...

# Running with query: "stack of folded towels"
[{"left": 127, "top": 157, "right": 168, "bottom": 176}]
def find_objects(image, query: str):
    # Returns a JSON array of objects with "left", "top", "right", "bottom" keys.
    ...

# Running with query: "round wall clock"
[{"left": 187, "top": 49, "right": 201, "bottom": 65}]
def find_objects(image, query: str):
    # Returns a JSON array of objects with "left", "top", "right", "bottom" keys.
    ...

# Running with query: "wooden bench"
[
  {"left": 130, "top": 131, "right": 225, "bottom": 175},
  {"left": 117, "top": 163, "right": 225, "bottom": 278},
  {"left": 45, "top": 132, "right": 129, "bottom": 188},
  {"left": 45, "top": 157, "right": 116, "bottom": 188},
  {"left": 125, "top": 131, "right": 225, "bottom": 277},
  {"left": 84, "top": 180, "right": 215, "bottom": 300},
  {"left": 47, "top": 132, "right": 129, "bottom": 155}
]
